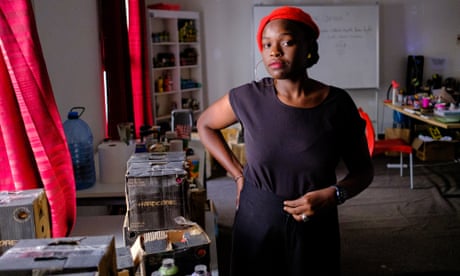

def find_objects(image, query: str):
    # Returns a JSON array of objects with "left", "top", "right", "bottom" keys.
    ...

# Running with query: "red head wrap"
[{"left": 256, "top": 6, "right": 320, "bottom": 52}]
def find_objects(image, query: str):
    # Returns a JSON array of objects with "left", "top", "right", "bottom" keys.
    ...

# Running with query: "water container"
[{"left": 63, "top": 107, "right": 96, "bottom": 190}]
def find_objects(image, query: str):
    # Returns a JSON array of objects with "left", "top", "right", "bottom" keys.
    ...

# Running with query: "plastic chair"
[{"left": 358, "top": 108, "right": 414, "bottom": 189}]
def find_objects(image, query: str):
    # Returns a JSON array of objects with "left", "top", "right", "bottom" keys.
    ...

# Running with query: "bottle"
[
  {"left": 157, "top": 76, "right": 164, "bottom": 92},
  {"left": 158, "top": 258, "right": 178, "bottom": 276},
  {"left": 63, "top": 107, "right": 96, "bottom": 190},
  {"left": 391, "top": 80, "right": 399, "bottom": 105},
  {"left": 191, "top": 264, "right": 210, "bottom": 276},
  {"left": 164, "top": 73, "right": 173, "bottom": 92}
]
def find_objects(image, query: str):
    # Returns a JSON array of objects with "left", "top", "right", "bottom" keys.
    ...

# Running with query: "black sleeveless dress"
[{"left": 228, "top": 78, "right": 365, "bottom": 276}]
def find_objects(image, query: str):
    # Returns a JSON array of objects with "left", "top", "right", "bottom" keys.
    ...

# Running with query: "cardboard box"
[
  {"left": 124, "top": 187, "right": 208, "bottom": 247},
  {"left": 0, "top": 189, "right": 51, "bottom": 255},
  {"left": 125, "top": 161, "right": 189, "bottom": 231},
  {"left": 127, "top": 152, "right": 186, "bottom": 166},
  {"left": 123, "top": 212, "right": 153, "bottom": 247},
  {"left": 49, "top": 273, "right": 97, "bottom": 275},
  {"left": 131, "top": 224, "right": 211, "bottom": 276},
  {"left": 188, "top": 188, "right": 207, "bottom": 229},
  {"left": 0, "top": 235, "right": 117, "bottom": 275},
  {"left": 230, "top": 143, "right": 246, "bottom": 165},
  {"left": 116, "top": 246, "right": 135, "bottom": 276},
  {"left": 0, "top": 240, "right": 17, "bottom": 256},
  {"left": 412, "top": 137, "right": 457, "bottom": 161},
  {"left": 204, "top": 200, "right": 218, "bottom": 273}
]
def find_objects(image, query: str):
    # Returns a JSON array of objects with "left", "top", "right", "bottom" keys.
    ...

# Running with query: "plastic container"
[
  {"left": 191, "top": 264, "right": 211, "bottom": 276},
  {"left": 63, "top": 107, "right": 96, "bottom": 190},
  {"left": 158, "top": 258, "right": 178, "bottom": 276}
]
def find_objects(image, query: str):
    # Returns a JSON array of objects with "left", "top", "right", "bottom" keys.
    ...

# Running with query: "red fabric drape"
[
  {"left": 98, "top": 0, "right": 133, "bottom": 140},
  {"left": 128, "top": 0, "right": 153, "bottom": 137},
  {"left": 0, "top": 0, "right": 76, "bottom": 237},
  {"left": 99, "top": 0, "right": 152, "bottom": 140}
]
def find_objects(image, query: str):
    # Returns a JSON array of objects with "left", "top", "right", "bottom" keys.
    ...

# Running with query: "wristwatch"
[{"left": 333, "top": 185, "right": 348, "bottom": 205}]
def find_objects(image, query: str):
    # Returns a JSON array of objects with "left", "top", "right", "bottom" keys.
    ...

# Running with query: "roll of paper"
[
  {"left": 169, "top": 139, "right": 183, "bottom": 152},
  {"left": 98, "top": 141, "right": 135, "bottom": 184}
]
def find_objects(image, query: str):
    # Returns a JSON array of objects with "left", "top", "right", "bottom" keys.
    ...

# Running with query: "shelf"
[
  {"left": 153, "top": 66, "right": 177, "bottom": 70},
  {"left": 152, "top": 42, "right": 176, "bottom": 46},
  {"left": 147, "top": 9, "right": 203, "bottom": 125},
  {"left": 154, "top": 91, "right": 180, "bottom": 96}
]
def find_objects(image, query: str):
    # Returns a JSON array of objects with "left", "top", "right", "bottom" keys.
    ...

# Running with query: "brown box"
[
  {"left": 188, "top": 188, "right": 207, "bottom": 229},
  {"left": 116, "top": 246, "right": 135, "bottom": 276},
  {"left": 125, "top": 161, "right": 189, "bottom": 231},
  {"left": 130, "top": 224, "right": 211, "bottom": 276},
  {"left": 204, "top": 200, "right": 218, "bottom": 273},
  {"left": 123, "top": 186, "right": 208, "bottom": 244},
  {"left": 123, "top": 212, "right": 152, "bottom": 247},
  {"left": 230, "top": 143, "right": 246, "bottom": 165},
  {"left": 412, "top": 137, "right": 457, "bottom": 161},
  {"left": 127, "top": 152, "right": 186, "bottom": 165},
  {"left": 0, "top": 189, "right": 51, "bottom": 255},
  {"left": 0, "top": 235, "right": 117, "bottom": 275}
]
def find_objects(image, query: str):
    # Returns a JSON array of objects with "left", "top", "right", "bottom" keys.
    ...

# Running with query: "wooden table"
[{"left": 384, "top": 102, "right": 460, "bottom": 129}]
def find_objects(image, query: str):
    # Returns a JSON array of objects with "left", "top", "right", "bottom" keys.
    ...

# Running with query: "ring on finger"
[{"left": 301, "top": 213, "right": 309, "bottom": 222}]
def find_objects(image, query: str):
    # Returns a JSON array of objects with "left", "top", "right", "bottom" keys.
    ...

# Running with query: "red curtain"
[
  {"left": 0, "top": 0, "right": 76, "bottom": 237},
  {"left": 98, "top": 0, "right": 134, "bottom": 140},
  {"left": 129, "top": 0, "right": 153, "bottom": 137},
  {"left": 99, "top": 0, "right": 152, "bottom": 140}
]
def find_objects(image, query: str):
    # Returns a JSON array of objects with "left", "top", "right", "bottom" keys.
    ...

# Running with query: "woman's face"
[{"left": 260, "top": 19, "right": 310, "bottom": 80}]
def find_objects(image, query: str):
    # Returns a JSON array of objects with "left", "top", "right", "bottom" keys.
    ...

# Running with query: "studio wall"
[{"left": 34, "top": 0, "right": 460, "bottom": 139}]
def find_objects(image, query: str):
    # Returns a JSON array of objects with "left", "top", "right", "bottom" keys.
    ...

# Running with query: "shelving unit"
[{"left": 146, "top": 9, "right": 204, "bottom": 125}]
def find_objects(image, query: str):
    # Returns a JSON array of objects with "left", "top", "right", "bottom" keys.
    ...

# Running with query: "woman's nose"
[{"left": 270, "top": 46, "right": 282, "bottom": 57}]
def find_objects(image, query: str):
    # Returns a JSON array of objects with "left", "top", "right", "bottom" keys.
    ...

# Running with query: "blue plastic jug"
[{"left": 63, "top": 107, "right": 96, "bottom": 190}]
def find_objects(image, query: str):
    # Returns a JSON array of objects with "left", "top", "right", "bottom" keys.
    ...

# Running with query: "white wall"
[
  {"left": 33, "top": 0, "right": 105, "bottom": 146},
  {"left": 34, "top": 0, "right": 460, "bottom": 138}
]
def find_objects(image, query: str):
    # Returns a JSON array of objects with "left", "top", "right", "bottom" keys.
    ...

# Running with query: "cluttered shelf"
[
  {"left": 384, "top": 102, "right": 460, "bottom": 129},
  {"left": 384, "top": 102, "right": 460, "bottom": 162}
]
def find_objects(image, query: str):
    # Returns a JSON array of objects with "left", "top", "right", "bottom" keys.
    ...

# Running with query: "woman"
[{"left": 197, "top": 6, "right": 374, "bottom": 276}]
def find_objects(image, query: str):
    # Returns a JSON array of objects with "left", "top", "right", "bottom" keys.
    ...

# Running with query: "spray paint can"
[{"left": 391, "top": 80, "right": 400, "bottom": 105}]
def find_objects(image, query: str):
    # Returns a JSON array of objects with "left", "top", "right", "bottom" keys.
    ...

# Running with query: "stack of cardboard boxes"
[
  {"left": 0, "top": 235, "right": 118, "bottom": 275},
  {"left": 0, "top": 189, "right": 120, "bottom": 275},
  {"left": 0, "top": 150, "right": 214, "bottom": 275},
  {"left": 0, "top": 189, "right": 51, "bottom": 255},
  {"left": 123, "top": 152, "right": 211, "bottom": 276}
]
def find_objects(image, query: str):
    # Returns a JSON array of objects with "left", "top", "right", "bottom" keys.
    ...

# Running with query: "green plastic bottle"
[{"left": 158, "top": 258, "right": 178, "bottom": 276}]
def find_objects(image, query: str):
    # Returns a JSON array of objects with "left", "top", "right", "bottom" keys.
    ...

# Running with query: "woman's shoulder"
[
  {"left": 233, "top": 77, "right": 273, "bottom": 90},
  {"left": 230, "top": 78, "right": 274, "bottom": 97},
  {"left": 326, "top": 85, "right": 354, "bottom": 102},
  {"left": 229, "top": 78, "right": 275, "bottom": 111},
  {"left": 328, "top": 85, "right": 349, "bottom": 95}
]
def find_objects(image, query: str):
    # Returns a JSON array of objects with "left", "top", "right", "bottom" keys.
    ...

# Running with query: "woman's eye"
[
  {"left": 263, "top": 43, "right": 271, "bottom": 49},
  {"left": 281, "top": 40, "right": 294, "bottom": 47}
]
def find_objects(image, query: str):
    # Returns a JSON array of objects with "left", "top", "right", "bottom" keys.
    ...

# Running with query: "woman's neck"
[{"left": 274, "top": 78, "right": 328, "bottom": 108}]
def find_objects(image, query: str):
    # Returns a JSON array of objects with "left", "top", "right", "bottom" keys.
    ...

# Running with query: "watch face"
[{"left": 335, "top": 185, "right": 347, "bottom": 205}]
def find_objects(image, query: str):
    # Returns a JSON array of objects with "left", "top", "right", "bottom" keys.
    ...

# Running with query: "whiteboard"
[{"left": 253, "top": 4, "right": 379, "bottom": 89}]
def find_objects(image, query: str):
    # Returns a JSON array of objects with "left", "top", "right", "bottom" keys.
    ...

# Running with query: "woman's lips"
[{"left": 269, "top": 61, "right": 284, "bottom": 69}]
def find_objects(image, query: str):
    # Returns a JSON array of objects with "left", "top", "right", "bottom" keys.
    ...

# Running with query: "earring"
[
  {"left": 307, "top": 53, "right": 312, "bottom": 59},
  {"left": 254, "top": 60, "right": 263, "bottom": 81}
]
